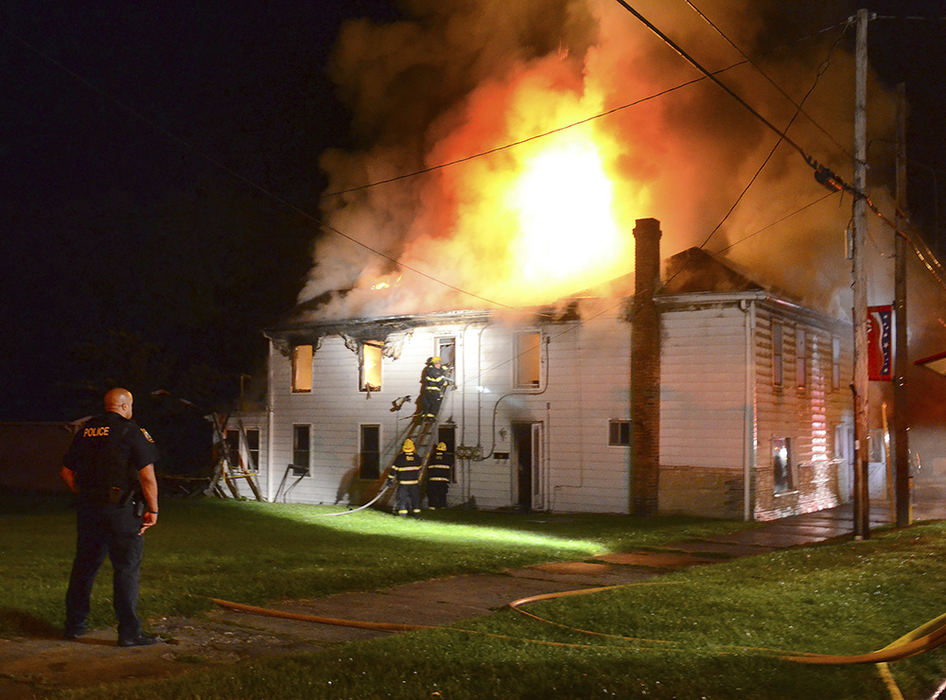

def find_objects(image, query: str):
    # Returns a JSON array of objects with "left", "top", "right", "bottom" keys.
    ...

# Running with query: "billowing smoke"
[{"left": 297, "top": 0, "right": 902, "bottom": 321}]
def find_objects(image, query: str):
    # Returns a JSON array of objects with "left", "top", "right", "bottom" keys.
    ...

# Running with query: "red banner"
[{"left": 868, "top": 305, "right": 893, "bottom": 381}]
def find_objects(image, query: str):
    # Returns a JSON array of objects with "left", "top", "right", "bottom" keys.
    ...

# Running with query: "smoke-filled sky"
[
  {"left": 3, "top": 0, "right": 946, "bottom": 419},
  {"left": 299, "top": 0, "right": 934, "bottom": 324}
]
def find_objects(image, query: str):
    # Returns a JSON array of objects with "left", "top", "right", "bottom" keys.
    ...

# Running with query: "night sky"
[{"left": 2, "top": 1, "right": 944, "bottom": 422}]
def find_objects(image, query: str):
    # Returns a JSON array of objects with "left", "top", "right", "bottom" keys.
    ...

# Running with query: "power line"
[
  {"left": 684, "top": 0, "right": 853, "bottom": 160},
  {"left": 697, "top": 16, "right": 850, "bottom": 249}
]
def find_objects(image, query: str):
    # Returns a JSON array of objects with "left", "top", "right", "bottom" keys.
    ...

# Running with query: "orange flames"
[{"left": 392, "top": 63, "right": 652, "bottom": 308}]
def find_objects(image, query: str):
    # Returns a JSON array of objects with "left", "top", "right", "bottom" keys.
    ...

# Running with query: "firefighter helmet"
[
  {"left": 402, "top": 438, "right": 415, "bottom": 453},
  {"left": 430, "top": 356, "right": 441, "bottom": 364},
  {"left": 436, "top": 442, "right": 447, "bottom": 451}
]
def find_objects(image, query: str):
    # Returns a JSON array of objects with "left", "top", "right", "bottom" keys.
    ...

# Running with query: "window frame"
[
  {"left": 795, "top": 327, "right": 807, "bottom": 389},
  {"left": 608, "top": 419, "right": 631, "bottom": 447},
  {"left": 292, "top": 424, "right": 311, "bottom": 475},
  {"left": 514, "top": 330, "right": 542, "bottom": 389},
  {"left": 291, "top": 344, "right": 313, "bottom": 393},
  {"left": 359, "top": 424, "right": 381, "bottom": 480},
  {"left": 772, "top": 322, "right": 784, "bottom": 388},
  {"left": 772, "top": 436, "right": 795, "bottom": 495},
  {"left": 359, "top": 341, "right": 384, "bottom": 393}
]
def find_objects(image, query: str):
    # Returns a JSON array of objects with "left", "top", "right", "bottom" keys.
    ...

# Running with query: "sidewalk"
[{"left": 0, "top": 501, "right": 938, "bottom": 698}]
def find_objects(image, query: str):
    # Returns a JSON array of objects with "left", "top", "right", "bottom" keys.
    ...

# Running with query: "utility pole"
[
  {"left": 894, "top": 83, "right": 911, "bottom": 527},
  {"left": 852, "top": 8, "right": 871, "bottom": 539}
]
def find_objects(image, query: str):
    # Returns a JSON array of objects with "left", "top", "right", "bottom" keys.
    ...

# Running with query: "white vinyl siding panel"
[{"left": 660, "top": 308, "right": 746, "bottom": 469}]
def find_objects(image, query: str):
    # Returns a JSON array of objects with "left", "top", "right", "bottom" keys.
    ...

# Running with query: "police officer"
[
  {"left": 61, "top": 388, "right": 161, "bottom": 647},
  {"left": 426, "top": 442, "right": 452, "bottom": 509},
  {"left": 388, "top": 438, "right": 422, "bottom": 517},
  {"left": 420, "top": 356, "right": 448, "bottom": 420}
]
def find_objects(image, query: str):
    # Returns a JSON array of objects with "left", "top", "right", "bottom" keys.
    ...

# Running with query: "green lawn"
[
  {"left": 5, "top": 495, "right": 946, "bottom": 699},
  {"left": 0, "top": 494, "right": 747, "bottom": 636}
]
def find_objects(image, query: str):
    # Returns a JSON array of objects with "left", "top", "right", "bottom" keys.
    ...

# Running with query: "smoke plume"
[{"left": 297, "top": 0, "right": 901, "bottom": 321}]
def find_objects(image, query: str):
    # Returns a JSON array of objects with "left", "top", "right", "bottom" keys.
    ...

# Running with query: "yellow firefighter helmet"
[
  {"left": 430, "top": 356, "right": 441, "bottom": 364},
  {"left": 402, "top": 439, "right": 415, "bottom": 453},
  {"left": 436, "top": 442, "right": 447, "bottom": 451}
]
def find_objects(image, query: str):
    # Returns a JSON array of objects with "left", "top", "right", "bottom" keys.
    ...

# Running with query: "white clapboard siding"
[{"left": 660, "top": 307, "right": 747, "bottom": 469}]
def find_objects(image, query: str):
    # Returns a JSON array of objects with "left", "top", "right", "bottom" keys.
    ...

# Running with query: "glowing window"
[
  {"left": 773, "top": 437, "right": 794, "bottom": 494},
  {"left": 608, "top": 420, "right": 631, "bottom": 446},
  {"left": 795, "top": 328, "right": 807, "bottom": 388},
  {"left": 291, "top": 345, "right": 313, "bottom": 393},
  {"left": 359, "top": 424, "right": 380, "bottom": 479},
  {"left": 772, "top": 323, "right": 783, "bottom": 387},
  {"left": 360, "top": 341, "right": 383, "bottom": 392},
  {"left": 515, "top": 332, "right": 541, "bottom": 388}
]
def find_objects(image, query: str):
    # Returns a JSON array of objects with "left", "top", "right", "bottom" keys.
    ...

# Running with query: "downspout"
[
  {"left": 740, "top": 299, "right": 757, "bottom": 521},
  {"left": 266, "top": 337, "right": 276, "bottom": 502}
]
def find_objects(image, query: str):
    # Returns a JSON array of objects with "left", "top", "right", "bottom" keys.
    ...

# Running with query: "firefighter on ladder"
[
  {"left": 388, "top": 438, "right": 422, "bottom": 517},
  {"left": 420, "top": 356, "right": 448, "bottom": 420},
  {"left": 426, "top": 442, "right": 452, "bottom": 510}
]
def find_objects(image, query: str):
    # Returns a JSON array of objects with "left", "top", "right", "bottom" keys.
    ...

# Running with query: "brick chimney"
[{"left": 631, "top": 218, "right": 661, "bottom": 516}]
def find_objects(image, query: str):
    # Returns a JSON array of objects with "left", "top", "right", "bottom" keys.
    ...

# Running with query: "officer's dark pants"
[
  {"left": 65, "top": 501, "right": 143, "bottom": 641},
  {"left": 396, "top": 483, "right": 421, "bottom": 516},
  {"left": 420, "top": 390, "right": 442, "bottom": 418},
  {"left": 427, "top": 481, "right": 448, "bottom": 508}
]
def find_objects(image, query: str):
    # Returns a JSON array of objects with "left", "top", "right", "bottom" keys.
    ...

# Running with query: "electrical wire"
[
  {"left": 684, "top": 0, "right": 853, "bottom": 160},
  {"left": 697, "top": 17, "right": 850, "bottom": 249}
]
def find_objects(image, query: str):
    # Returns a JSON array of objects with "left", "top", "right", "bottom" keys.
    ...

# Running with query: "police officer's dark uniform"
[
  {"left": 426, "top": 442, "right": 452, "bottom": 509},
  {"left": 420, "top": 357, "right": 448, "bottom": 420},
  {"left": 388, "top": 439, "right": 422, "bottom": 517},
  {"left": 62, "top": 398, "right": 159, "bottom": 646}
]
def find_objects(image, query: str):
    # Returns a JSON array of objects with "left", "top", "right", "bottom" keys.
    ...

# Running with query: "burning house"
[
  {"left": 216, "top": 2, "right": 946, "bottom": 519},
  {"left": 226, "top": 218, "right": 854, "bottom": 520}
]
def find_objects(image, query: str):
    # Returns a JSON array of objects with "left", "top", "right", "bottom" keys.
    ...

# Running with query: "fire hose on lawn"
[{"left": 211, "top": 583, "right": 946, "bottom": 664}]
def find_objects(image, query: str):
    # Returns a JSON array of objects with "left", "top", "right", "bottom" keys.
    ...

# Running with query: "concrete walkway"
[{"left": 0, "top": 499, "right": 941, "bottom": 698}]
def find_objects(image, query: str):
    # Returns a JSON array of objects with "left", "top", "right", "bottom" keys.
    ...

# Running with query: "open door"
[{"left": 513, "top": 422, "right": 543, "bottom": 512}]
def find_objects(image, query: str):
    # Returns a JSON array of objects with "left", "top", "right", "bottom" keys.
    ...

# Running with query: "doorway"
[{"left": 512, "top": 422, "right": 543, "bottom": 511}]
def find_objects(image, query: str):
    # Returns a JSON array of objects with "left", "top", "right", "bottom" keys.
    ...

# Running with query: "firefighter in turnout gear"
[
  {"left": 426, "top": 442, "right": 452, "bottom": 509},
  {"left": 388, "top": 438, "right": 422, "bottom": 517},
  {"left": 420, "top": 356, "right": 448, "bottom": 420}
]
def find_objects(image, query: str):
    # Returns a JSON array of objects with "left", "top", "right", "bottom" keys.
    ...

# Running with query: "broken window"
[
  {"left": 360, "top": 341, "right": 383, "bottom": 392},
  {"left": 795, "top": 328, "right": 807, "bottom": 388},
  {"left": 359, "top": 424, "right": 380, "bottom": 479},
  {"left": 292, "top": 425, "right": 310, "bottom": 474},
  {"left": 436, "top": 336, "right": 456, "bottom": 382},
  {"left": 515, "top": 331, "right": 541, "bottom": 388},
  {"left": 292, "top": 344, "right": 313, "bottom": 393},
  {"left": 772, "top": 437, "right": 794, "bottom": 494},
  {"left": 608, "top": 420, "right": 631, "bottom": 446},
  {"left": 772, "top": 322, "right": 783, "bottom": 387},
  {"left": 224, "top": 428, "right": 260, "bottom": 470}
]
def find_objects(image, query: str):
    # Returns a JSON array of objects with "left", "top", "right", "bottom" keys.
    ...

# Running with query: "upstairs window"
[
  {"left": 772, "top": 323, "right": 783, "bottom": 388},
  {"left": 292, "top": 344, "right": 313, "bottom": 393},
  {"left": 831, "top": 336, "right": 841, "bottom": 391},
  {"left": 795, "top": 328, "right": 807, "bottom": 388},
  {"left": 360, "top": 341, "right": 383, "bottom": 392},
  {"left": 436, "top": 336, "right": 456, "bottom": 381},
  {"left": 515, "top": 331, "right": 541, "bottom": 388}
]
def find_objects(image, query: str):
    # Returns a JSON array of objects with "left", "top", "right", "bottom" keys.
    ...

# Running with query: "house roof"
[
  {"left": 275, "top": 246, "right": 801, "bottom": 335},
  {"left": 660, "top": 247, "right": 767, "bottom": 295}
]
